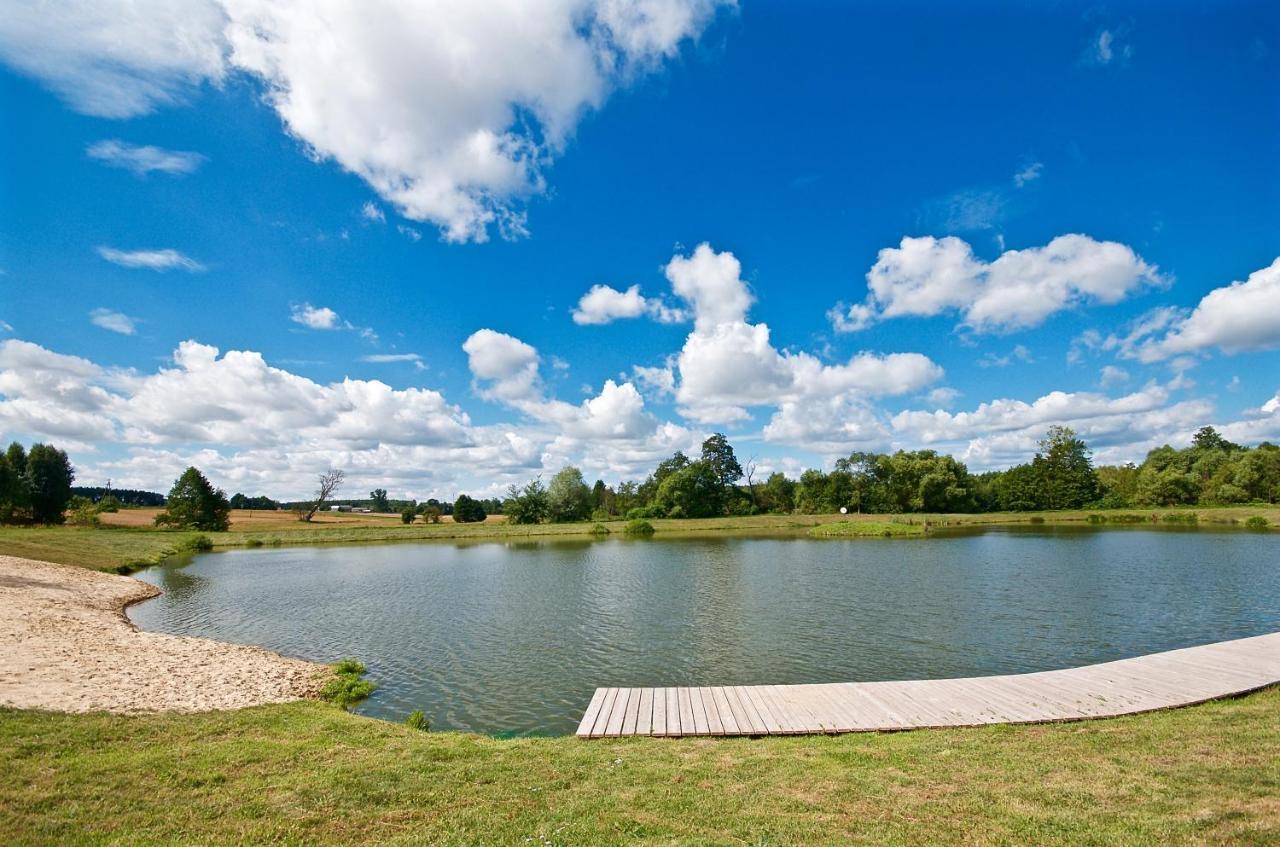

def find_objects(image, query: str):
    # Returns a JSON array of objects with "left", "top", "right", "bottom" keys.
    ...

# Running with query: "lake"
[{"left": 128, "top": 526, "right": 1280, "bottom": 736}]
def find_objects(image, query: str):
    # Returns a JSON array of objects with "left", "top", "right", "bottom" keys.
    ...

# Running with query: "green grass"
[
  {"left": 1, "top": 689, "right": 1277, "bottom": 845},
  {"left": 809, "top": 520, "right": 926, "bottom": 538},
  {"left": 3, "top": 504, "right": 1278, "bottom": 574}
]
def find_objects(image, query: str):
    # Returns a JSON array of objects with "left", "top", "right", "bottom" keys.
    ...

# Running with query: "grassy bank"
[
  {"left": 2, "top": 688, "right": 1277, "bottom": 845},
  {"left": 809, "top": 520, "right": 927, "bottom": 537},
  {"left": 1, "top": 504, "right": 1276, "bottom": 573}
]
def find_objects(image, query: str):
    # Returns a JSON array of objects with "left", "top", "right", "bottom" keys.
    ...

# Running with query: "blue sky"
[{"left": 1, "top": 0, "right": 1278, "bottom": 499}]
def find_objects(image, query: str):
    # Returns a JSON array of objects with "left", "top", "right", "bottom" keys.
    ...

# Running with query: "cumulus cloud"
[
  {"left": 97, "top": 246, "right": 205, "bottom": 272},
  {"left": 648, "top": 243, "right": 943, "bottom": 429},
  {"left": 571, "top": 284, "right": 687, "bottom": 325},
  {"left": 86, "top": 139, "right": 206, "bottom": 176},
  {"left": 290, "top": 303, "right": 342, "bottom": 330},
  {"left": 1131, "top": 257, "right": 1280, "bottom": 362},
  {"left": 2, "top": 1, "right": 730, "bottom": 242},
  {"left": 89, "top": 308, "right": 137, "bottom": 335},
  {"left": 832, "top": 234, "right": 1164, "bottom": 334}
]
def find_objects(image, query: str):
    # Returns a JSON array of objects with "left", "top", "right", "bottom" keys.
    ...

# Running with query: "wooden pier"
[{"left": 576, "top": 632, "right": 1280, "bottom": 738}]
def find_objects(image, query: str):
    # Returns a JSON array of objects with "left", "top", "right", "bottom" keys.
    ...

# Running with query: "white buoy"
[{"left": 839, "top": 506, "right": 848, "bottom": 514}]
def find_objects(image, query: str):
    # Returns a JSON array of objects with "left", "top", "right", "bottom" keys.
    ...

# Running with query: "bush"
[
  {"left": 322, "top": 658, "right": 376, "bottom": 709},
  {"left": 589, "top": 522, "right": 610, "bottom": 535},
  {"left": 1162, "top": 512, "right": 1199, "bottom": 524},
  {"left": 401, "top": 507, "right": 416, "bottom": 524},
  {"left": 66, "top": 496, "right": 100, "bottom": 527},
  {"left": 1029, "top": 516, "right": 1045, "bottom": 524},
  {"left": 404, "top": 710, "right": 432, "bottom": 732},
  {"left": 178, "top": 534, "right": 214, "bottom": 552},
  {"left": 625, "top": 505, "right": 665, "bottom": 520},
  {"left": 623, "top": 519, "right": 655, "bottom": 537},
  {"left": 245, "top": 538, "right": 264, "bottom": 548},
  {"left": 1245, "top": 516, "right": 1270, "bottom": 530}
]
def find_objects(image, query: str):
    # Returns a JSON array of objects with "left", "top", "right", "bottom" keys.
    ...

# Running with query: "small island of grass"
[{"left": 809, "top": 520, "right": 927, "bottom": 538}]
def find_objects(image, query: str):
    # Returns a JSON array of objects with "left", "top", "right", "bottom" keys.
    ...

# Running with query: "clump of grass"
[
  {"left": 404, "top": 710, "right": 432, "bottom": 732},
  {"left": 1244, "top": 516, "right": 1270, "bottom": 530},
  {"left": 809, "top": 521, "right": 925, "bottom": 538},
  {"left": 623, "top": 519, "right": 655, "bottom": 537},
  {"left": 589, "top": 523, "right": 610, "bottom": 536},
  {"left": 322, "top": 659, "right": 376, "bottom": 709},
  {"left": 177, "top": 534, "right": 213, "bottom": 552},
  {"left": 1028, "top": 516, "right": 1045, "bottom": 524},
  {"left": 1162, "top": 512, "right": 1199, "bottom": 524},
  {"left": 245, "top": 538, "right": 264, "bottom": 548}
]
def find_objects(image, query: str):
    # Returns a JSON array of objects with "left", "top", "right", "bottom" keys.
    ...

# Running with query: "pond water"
[{"left": 128, "top": 526, "right": 1280, "bottom": 736}]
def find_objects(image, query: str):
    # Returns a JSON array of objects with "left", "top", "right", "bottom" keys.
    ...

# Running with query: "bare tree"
[
  {"left": 744, "top": 457, "right": 759, "bottom": 510},
  {"left": 302, "top": 469, "right": 345, "bottom": 522}
]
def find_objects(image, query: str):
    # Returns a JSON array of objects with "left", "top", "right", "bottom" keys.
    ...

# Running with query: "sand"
[{"left": 0, "top": 555, "right": 329, "bottom": 713}]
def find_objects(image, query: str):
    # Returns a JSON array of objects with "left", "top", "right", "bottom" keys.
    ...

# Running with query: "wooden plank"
[
  {"left": 603, "top": 688, "right": 630, "bottom": 737},
  {"left": 636, "top": 687, "right": 654, "bottom": 736},
  {"left": 622, "top": 686, "right": 642, "bottom": 735},
  {"left": 665, "top": 688, "right": 681, "bottom": 736},
  {"left": 590, "top": 687, "right": 620, "bottom": 738},
  {"left": 689, "top": 687, "right": 711, "bottom": 736},
  {"left": 701, "top": 686, "right": 726, "bottom": 735},
  {"left": 651, "top": 686, "right": 668, "bottom": 737},
  {"left": 577, "top": 632, "right": 1280, "bottom": 738},
  {"left": 575, "top": 688, "right": 608, "bottom": 738}
]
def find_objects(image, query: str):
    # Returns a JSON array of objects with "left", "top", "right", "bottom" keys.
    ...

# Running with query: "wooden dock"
[{"left": 575, "top": 632, "right": 1280, "bottom": 738}]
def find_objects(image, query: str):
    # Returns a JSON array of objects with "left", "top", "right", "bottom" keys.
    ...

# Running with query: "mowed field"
[{"left": 99, "top": 508, "right": 507, "bottom": 531}]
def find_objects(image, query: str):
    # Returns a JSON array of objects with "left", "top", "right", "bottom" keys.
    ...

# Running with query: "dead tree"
[{"left": 302, "top": 469, "right": 345, "bottom": 522}]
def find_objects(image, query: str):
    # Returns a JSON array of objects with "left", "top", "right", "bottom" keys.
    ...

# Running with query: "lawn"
[
  {"left": 2, "top": 689, "right": 1277, "bottom": 845},
  {"left": 2, "top": 505, "right": 1276, "bottom": 573}
]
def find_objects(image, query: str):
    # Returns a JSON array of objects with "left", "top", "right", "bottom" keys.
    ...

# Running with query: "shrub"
[
  {"left": 404, "top": 710, "right": 432, "bottom": 731},
  {"left": 245, "top": 538, "right": 264, "bottom": 548},
  {"left": 178, "top": 534, "right": 214, "bottom": 552},
  {"left": 1029, "top": 516, "right": 1045, "bottom": 524},
  {"left": 322, "top": 658, "right": 376, "bottom": 709},
  {"left": 1245, "top": 516, "right": 1270, "bottom": 530},
  {"left": 401, "top": 507, "right": 416, "bottom": 524},
  {"left": 1162, "top": 512, "right": 1199, "bottom": 524},
  {"left": 623, "top": 519, "right": 655, "bottom": 537},
  {"left": 66, "top": 496, "right": 100, "bottom": 527},
  {"left": 589, "top": 522, "right": 610, "bottom": 535}
]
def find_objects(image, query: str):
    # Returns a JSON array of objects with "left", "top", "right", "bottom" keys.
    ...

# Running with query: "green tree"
[
  {"left": 155, "top": 467, "right": 231, "bottom": 531},
  {"left": 400, "top": 506, "right": 416, "bottom": 524},
  {"left": 370, "top": 488, "right": 391, "bottom": 512},
  {"left": 1095, "top": 464, "right": 1139, "bottom": 508},
  {"left": 1191, "top": 426, "right": 1240, "bottom": 452},
  {"left": 996, "top": 464, "right": 1042, "bottom": 511},
  {"left": 655, "top": 461, "right": 722, "bottom": 518},
  {"left": 1, "top": 443, "right": 31, "bottom": 523},
  {"left": 700, "top": 433, "right": 743, "bottom": 489},
  {"left": 1031, "top": 426, "right": 1100, "bottom": 509},
  {"left": 761, "top": 472, "right": 796, "bottom": 514},
  {"left": 452, "top": 494, "right": 487, "bottom": 523},
  {"left": 546, "top": 466, "right": 592, "bottom": 522},
  {"left": 25, "top": 443, "right": 75, "bottom": 524},
  {"left": 505, "top": 478, "right": 548, "bottom": 525}
]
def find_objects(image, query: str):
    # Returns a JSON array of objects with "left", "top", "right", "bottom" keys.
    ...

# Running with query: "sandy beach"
[{"left": 0, "top": 555, "right": 328, "bottom": 713}]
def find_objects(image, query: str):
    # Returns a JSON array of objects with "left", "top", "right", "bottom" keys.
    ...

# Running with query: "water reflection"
[{"left": 129, "top": 527, "right": 1280, "bottom": 736}]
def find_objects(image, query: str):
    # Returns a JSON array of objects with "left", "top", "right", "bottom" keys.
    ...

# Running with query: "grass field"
[
  {"left": 2, "top": 688, "right": 1278, "bottom": 845},
  {"left": 1, "top": 504, "right": 1276, "bottom": 573}
]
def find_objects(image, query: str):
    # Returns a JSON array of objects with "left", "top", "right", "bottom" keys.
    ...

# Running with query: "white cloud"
[
  {"left": 2, "top": 1, "right": 730, "bottom": 242},
  {"left": 1100, "top": 365, "right": 1130, "bottom": 387},
  {"left": 571, "top": 283, "right": 686, "bottom": 325},
  {"left": 0, "top": 0, "right": 228, "bottom": 118},
  {"left": 361, "top": 201, "right": 385, "bottom": 223},
  {"left": 1132, "top": 257, "right": 1280, "bottom": 362},
  {"left": 361, "top": 353, "right": 426, "bottom": 370},
  {"left": 1013, "top": 161, "right": 1043, "bottom": 187},
  {"left": 463, "top": 328, "right": 542, "bottom": 402},
  {"left": 89, "top": 308, "right": 137, "bottom": 335},
  {"left": 86, "top": 139, "right": 205, "bottom": 176},
  {"left": 924, "top": 386, "right": 961, "bottom": 409},
  {"left": 97, "top": 246, "right": 205, "bottom": 272},
  {"left": 654, "top": 243, "right": 942, "bottom": 427},
  {"left": 397, "top": 225, "right": 422, "bottom": 242},
  {"left": 833, "top": 234, "right": 1164, "bottom": 334},
  {"left": 1085, "top": 28, "right": 1132, "bottom": 67},
  {"left": 290, "top": 303, "right": 341, "bottom": 330}
]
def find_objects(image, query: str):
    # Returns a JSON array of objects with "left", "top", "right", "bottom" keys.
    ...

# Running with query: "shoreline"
[{"left": 0, "top": 555, "right": 329, "bottom": 714}]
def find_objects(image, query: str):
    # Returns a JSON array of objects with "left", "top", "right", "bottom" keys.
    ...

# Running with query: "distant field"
[
  {"left": 0, "top": 505, "right": 1274, "bottom": 573},
  {"left": 99, "top": 508, "right": 507, "bottom": 531}
]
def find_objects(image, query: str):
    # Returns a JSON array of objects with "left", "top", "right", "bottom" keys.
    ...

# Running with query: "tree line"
[{"left": 4, "top": 424, "right": 1275, "bottom": 529}]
